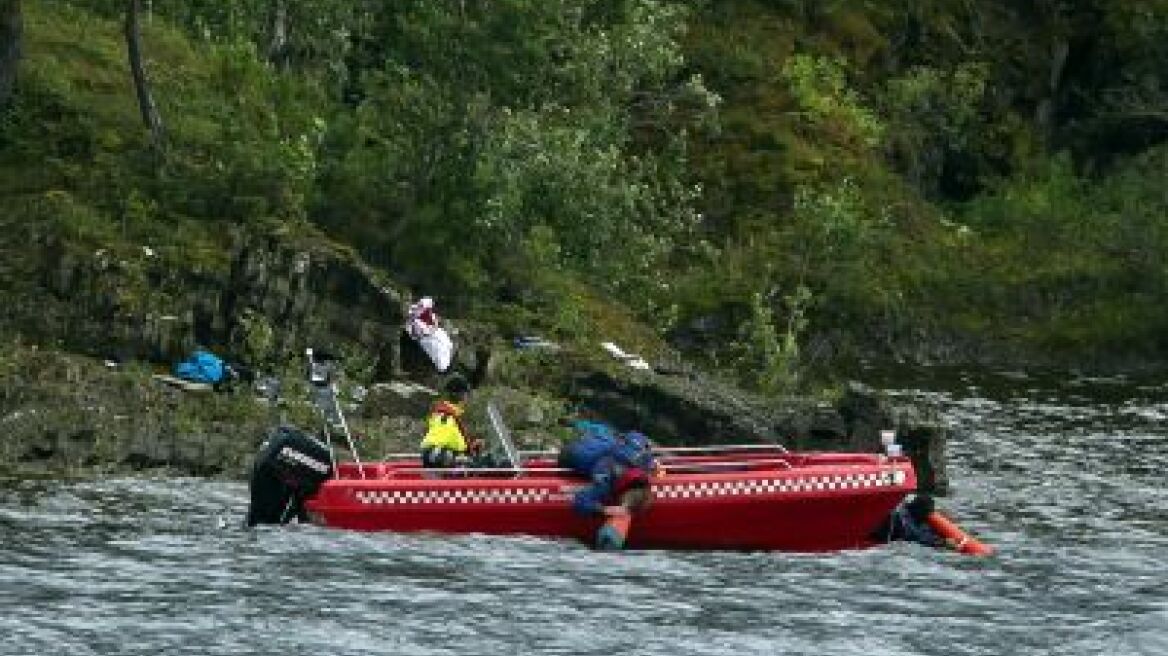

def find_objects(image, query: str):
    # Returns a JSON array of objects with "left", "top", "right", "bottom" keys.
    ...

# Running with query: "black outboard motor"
[{"left": 245, "top": 426, "right": 333, "bottom": 527}]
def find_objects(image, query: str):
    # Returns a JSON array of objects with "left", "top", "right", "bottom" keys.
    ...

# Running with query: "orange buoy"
[{"left": 926, "top": 511, "right": 995, "bottom": 556}]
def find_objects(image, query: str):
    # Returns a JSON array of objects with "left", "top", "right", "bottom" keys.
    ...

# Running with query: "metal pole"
[
  {"left": 320, "top": 414, "right": 336, "bottom": 476},
  {"left": 486, "top": 401, "right": 523, "bottom": 473},
  {"left": 330, "top": 381, "right": 366, "bottom": 479},
  {"left": 307, "top": 347, "right": 340, "bottom": 478}
]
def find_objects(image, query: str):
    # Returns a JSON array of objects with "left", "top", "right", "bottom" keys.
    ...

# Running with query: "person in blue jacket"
[
  {"left": 872, "top": 495, "right": 952, "bottom": 549},
  {"left": 558, "top": 416, "right": 657, "bottom": 518}
]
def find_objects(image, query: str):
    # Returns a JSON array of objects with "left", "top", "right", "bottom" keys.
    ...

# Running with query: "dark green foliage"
[
  {"left": 0, "top": 0, "right": 19, "bottom": 109},
  {"left": 665, "top": 0, "right": 1168, "bottom": 373},
  {"left": 310, "top": 0, "right": 708, "bottom": 301},
  {"left": 3, "top": 0, "right": 1168, "bottom": 391}
]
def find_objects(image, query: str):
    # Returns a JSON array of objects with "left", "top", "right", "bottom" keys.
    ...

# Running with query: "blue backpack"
[
  {"left": 561, "top": 422, "right": 656, "bottom": 475},
  {"left": 612, "top": 430, "right": 655, "bottom": 471},
  {"left": 174, "top": 349, "right": 227, "bottom": 384},
  {"left": 560, "top": 421, "right": 619, "bottom": 475}
]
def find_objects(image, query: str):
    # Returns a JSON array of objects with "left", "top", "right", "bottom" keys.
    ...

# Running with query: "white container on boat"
[{"left": 880, "top": 430, "right": 899, "bottom": 457}]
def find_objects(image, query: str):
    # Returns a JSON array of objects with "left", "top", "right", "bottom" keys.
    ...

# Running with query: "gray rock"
[{"left": 360, "top": 381, "right": 438, "bottom": 419}]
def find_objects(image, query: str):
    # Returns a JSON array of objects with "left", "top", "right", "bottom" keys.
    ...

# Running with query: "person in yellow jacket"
[{"left": 420, "top": 376, "right": 483, "bottom": 468}]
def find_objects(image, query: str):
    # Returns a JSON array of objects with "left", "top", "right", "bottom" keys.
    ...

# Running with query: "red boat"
[
  {"left": 246, "top": 357, "right": 918, "bottom": 552},
  {"left": 248, "top": 427, "right": 916, "bottom": 552}
]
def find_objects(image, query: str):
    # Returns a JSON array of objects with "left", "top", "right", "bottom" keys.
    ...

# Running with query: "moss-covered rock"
[
  {"left": 0, "top": 345, "right": 273, "bottom": 477},
  {"left": 5, "top": 218, "right": 410, "bottom": 380}
]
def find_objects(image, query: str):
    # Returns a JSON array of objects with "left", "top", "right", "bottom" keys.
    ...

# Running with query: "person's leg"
[
  {"left": 421, "top": 446, "right": 457, "bottom": 468},
  {"left": 594, "top": 468, "right": 653, "bottom": 550},
  {"left": 618, "top": 486, "right": 651, "bottom": 514},
  {"left": 572, "top": 458, "right": 618, "bottom": 516},
  {"left": 420, "top": 447, "right": 437, "bottom": 468},
  {"left": 469, "top": 451, "right": 499, "bottom": 468}
]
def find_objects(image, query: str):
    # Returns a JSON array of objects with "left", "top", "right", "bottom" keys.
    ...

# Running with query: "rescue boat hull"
[{"left": 302, "top": 453, "right": 916, "bottom": 551}]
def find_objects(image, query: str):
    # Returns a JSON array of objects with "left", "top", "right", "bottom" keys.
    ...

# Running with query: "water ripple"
[{"left": 3, "top": 374, "right": 1167, "bottom": 655}]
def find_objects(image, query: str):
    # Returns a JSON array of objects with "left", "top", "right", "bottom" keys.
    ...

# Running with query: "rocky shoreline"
[{"left": 0, "top": 343, "right": 950, "bottom": 495}]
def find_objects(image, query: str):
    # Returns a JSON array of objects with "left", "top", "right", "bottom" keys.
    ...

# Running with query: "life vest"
[{"left": 420, "top": 400, "right": 469, "bottom": 453}]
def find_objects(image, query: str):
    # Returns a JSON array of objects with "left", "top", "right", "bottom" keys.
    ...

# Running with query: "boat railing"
[
  {"left": 655, "top": 457, "right": 794, "bottom": 472},
  {"left": 519, "top": 443, "right": 789, "bottom": 457},
  {"left": 379, "top": 443, "right": 791, "bottom": 462},
  {"left": 341, "top": 456, "right": 796, "bottom": 480}
]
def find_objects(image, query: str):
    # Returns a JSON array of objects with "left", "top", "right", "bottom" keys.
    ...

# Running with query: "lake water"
[{"left": 2, "top": 370, "right": 1165, "bottom": 655}]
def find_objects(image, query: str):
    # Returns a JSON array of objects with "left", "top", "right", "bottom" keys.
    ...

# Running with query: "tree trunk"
[
  {"left": 1035, "top": 39, "right": 1070, "bottom": 132},
  {"left": 125, "top": 0, "right": 164, "bottom": 148},
  {"left": 0, "top": 0, "right": 20, "bottom": 108},
  {"left": 268, "top": 0, "right": 289, "bottom": 68}
]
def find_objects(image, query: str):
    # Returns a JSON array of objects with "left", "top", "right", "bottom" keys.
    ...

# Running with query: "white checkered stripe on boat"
[
  {"left": 354, "top": 487, "right": 553, "bottom": 505},
  {"left": 653, "top": 470, "right": 907, "bottom": 500},
  {"left": 352, "top": 469, "right": 907, "bottom": 505}
]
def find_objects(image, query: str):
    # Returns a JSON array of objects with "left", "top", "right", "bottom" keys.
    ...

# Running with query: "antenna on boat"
[
  {"left": 306, "top": 347, "right": 367, "bottom": 479},
  {"left": 486, "top": 401, "right": 523, "bottom": 475}
]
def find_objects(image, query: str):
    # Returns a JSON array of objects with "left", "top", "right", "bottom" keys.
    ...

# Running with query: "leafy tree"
[
  {"left": 738, "top": 286, "right": 812, "bottom": 394},
  {"left": 781, "top": 53, "right": 884, "bottom": 150},
  {"left": 314, "top": 0, "right": 708, "bottom": 303},
  {"left": 882, "top": 62, "right": 990, "bottom": 198},
  {"left": 1065, "top": 0, "right": 1168, "bottom": 168}
]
